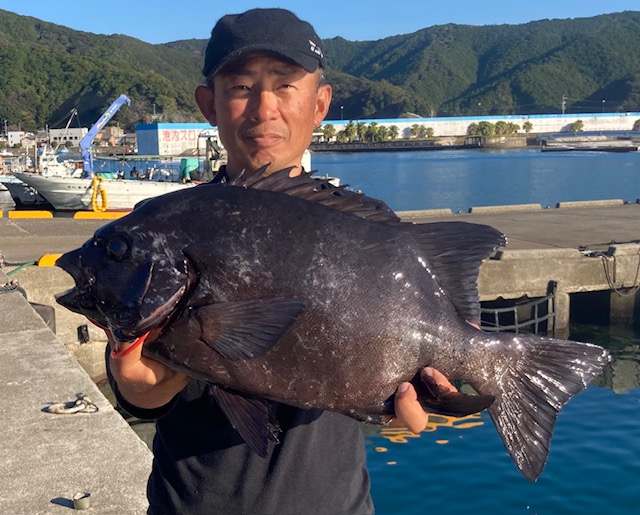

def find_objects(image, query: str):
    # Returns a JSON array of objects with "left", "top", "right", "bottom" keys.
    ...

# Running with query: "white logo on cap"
[{"left": 309, "top": 40, "right": 324, "bottom": 58}]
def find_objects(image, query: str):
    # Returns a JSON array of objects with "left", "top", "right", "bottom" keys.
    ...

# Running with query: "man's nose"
[{"left": 250, "top": 90, "right": 278, "bottom": 120}]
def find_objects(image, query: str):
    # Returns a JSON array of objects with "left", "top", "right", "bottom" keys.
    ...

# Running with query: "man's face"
[{"left": 196, "top": 55, "right": 331, "bottom": 177}]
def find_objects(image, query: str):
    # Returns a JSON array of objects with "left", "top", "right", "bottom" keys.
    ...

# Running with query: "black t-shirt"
[{"left": 109, "top": 373, "right": 374, "bottom": 515}]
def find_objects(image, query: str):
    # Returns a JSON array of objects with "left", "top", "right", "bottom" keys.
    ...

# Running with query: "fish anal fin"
[
  {"left": 193, "top": 298, "right": 304, "bottom": 360},
  {"left": 210, "top": 386, "right": 279, "bottom": 457}
]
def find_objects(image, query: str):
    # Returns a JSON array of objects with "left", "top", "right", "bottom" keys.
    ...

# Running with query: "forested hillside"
[{"left": 0, "top": 9, "right": 638, "bottom": 131}]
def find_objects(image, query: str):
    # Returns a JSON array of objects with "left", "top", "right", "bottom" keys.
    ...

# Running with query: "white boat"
[
  {"left": 0, "top": 174, "right": 48, "bottom": 207},
  {"left": 0, "top": 183, "right": 16, "bottom": 211},
  {"left": 36, "top": 144, "right": 82, "bottom": 177},
  {"left": 12, "top": 172, "right": 196, "bottom": 211}
]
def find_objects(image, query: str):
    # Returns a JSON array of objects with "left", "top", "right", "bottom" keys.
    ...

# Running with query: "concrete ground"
[
  {"left": 1, "top": 202, "right": 639, "bottom": 266},
  {"left": 399, "top": 202, "right": 640, "bottom": 252},
  {"left": 0, "top": 270, "right": 152, "bottom": 514}
]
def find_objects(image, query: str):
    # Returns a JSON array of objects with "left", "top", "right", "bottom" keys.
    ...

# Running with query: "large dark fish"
[{"left": 56, "top": 168, "right": 609, "bottom": 481}]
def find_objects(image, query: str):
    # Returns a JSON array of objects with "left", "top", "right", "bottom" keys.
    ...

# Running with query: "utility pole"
[{"left": 561, "top": 94, "right": 567, "bottom": 115}]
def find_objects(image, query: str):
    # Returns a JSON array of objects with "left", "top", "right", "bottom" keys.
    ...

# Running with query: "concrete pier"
[
  {"left": 399, "top": 202, "right": 640, "bottom": 331},
  {"left": 0, "top": 269, "right": 151, "bottom": 514}
]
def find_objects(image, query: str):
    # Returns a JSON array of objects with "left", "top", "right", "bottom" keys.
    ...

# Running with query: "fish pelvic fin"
[
  {"left": 210, "top": 386, "right": 280, "bottom": 457},
  {"left": 484, "top": 333, "right": 610, "bottom": 482},
  {"left": 193, "top": 298, "right": 304, "bottom": 360}
]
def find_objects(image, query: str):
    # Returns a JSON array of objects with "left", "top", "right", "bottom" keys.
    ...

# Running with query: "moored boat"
[{"left": 12, "top": 172, "right": 196, "bottom": 211}]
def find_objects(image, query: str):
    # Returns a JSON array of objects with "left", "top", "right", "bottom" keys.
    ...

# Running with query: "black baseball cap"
[{"left": 203, "top": 8, "right": 327, "bottom": 79}]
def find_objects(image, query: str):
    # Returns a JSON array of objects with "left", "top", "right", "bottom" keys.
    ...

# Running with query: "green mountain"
[
  {"left": 323, "top": 12, "right": 640, "bottom": 116},
  {"left": 0, "top": 9, "right": 639, "bottom": 131}
]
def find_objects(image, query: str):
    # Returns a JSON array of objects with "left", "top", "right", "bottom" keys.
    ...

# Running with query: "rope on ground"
[
  {"left": 5, "top": 261, "right": 37, "bottom": 276},
  {"left": 0, "top": 280, "right": 27, "bottom": 297},
  {"left": 45, "top": 393, "right": 99, "bottom": 414},
  {"left": 600, "top": 253, "right": 640, "bottom": 297}
]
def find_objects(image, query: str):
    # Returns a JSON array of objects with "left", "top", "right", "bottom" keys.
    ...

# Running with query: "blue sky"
[{"left": 2, "top": 1, "right": 638, "bottom": 44}]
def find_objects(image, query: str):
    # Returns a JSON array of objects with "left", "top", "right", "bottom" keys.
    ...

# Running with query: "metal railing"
[{"left": 480, "top": 282, "right": 557, "bottom": 335}]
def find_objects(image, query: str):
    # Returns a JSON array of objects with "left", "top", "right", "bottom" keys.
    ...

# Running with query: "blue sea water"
[
  {"left": 313, "top": 149, "right": 640, "bottom": 515},
  {"left": 313, "top": 148, "right": 640, "bottom": 212}
]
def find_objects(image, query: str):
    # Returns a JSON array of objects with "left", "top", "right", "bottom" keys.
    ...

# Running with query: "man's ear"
[
  {"left": 314, "top": 84, "right": 332, "bottom": 126},
  {"left": 195, "top": 85, "right": 217, "bottom": 125}
]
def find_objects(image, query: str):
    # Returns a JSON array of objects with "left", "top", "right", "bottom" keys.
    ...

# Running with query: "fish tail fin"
[{"left": 485, "top": 333, "right": 609, "bottom": 482}]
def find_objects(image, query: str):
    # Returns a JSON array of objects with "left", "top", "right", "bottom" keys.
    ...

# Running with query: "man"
[{"left": 108, "top": 8, "right": 456, "bottom": 514}]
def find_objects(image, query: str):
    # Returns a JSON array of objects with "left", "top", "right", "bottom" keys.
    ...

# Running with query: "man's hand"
[
  {"left": 390, "top": 367, "right": 457, "bottom": 433},
  {"left": 107, "top": 329, "right": 189, "bottom": 410}
]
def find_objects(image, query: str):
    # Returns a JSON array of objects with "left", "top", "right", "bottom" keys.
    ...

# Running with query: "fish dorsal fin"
[
  {"left": 407, "top": 222, "right": 506, "bottom": 325},
  {"left": 229, "top": 166, "right": 400, "bottom": 223}
]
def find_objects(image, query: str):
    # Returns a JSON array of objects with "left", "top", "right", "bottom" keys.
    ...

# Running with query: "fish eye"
[{"left": 106, "top": 235, "right": 130, "bottom": 261}]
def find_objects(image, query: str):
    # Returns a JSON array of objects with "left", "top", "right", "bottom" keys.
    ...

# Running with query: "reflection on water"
[{"left": 570, "top": 323, "right": 640, "bottom": 394}]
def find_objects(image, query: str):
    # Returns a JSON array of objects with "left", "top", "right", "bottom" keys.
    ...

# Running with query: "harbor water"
[
  {"left": 313, "top": 147, "right": 640, "bottom": 212},
  {"left": 312, "top": 149, "right": 640, "bottom": 515}
]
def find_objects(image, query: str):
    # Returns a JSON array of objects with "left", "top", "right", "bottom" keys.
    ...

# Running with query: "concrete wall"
[
  {"left": 12, "top": 267, "right": 109, "bottom": 380},
  {"left": 477, "top": 243, "right": 640, "bottom": 331},
  {"left": 320, "top": 112, "right": 640, "bottom": 138}
]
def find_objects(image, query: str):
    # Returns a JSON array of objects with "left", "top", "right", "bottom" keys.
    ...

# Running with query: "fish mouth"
[
  {"left": 109, "top": 281, "right": 189, "bottom": 351},
  {"left": 56, "top": 251, "right": 198, "bottom": 351}
]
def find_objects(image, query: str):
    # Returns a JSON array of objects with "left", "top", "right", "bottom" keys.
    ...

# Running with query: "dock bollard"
[{"left": 72, "top": 492, "right": 91, "bottom": 510}]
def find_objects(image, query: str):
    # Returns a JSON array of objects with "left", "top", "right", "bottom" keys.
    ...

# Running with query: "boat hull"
[{"left": 13, "top": 173, "right": 196, "bottom": 211}]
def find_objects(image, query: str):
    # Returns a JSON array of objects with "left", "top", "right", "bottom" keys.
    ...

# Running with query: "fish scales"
[{"left": 55, "top": 167, "right": 610, "bottom": 481}]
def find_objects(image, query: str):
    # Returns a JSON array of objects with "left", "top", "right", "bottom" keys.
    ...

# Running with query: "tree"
[
  {"left": 364, "top": 122, "right": 379, "bottom": 142},
  {"left": 389, "top": 125, "right": 399, "bottom": 140},
  {"left": 467, "top": 121, "right": 496, "bottom": 137},
  {"left": 523, "top": 121, "right": 534, "bottom": 133},
  {"left": 571, "top": 120, "right": 584, "bottom": 132},
  {"left": 410, "top": 124, "right": 423, "bottom": 138},
  {"left": 336, "top": 130, "right": 349, "bottom": 143},
  {"left": 633, "top": 119, "right": 640, "bottom": 131},
  {"left": 344, "top": 121, "right": 357, "bottom": 142},
  {"left": 356, "top": 121, "right": 367, "bottom": 141},
  {"left": 322, "top": 123, "right": 336, "bottom": 141}
]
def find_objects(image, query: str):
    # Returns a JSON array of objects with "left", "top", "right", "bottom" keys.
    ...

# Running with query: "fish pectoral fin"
[
  {"left": 193, "top": 298, "right": 305, "bottom": 360},
  {"left": 413, "top": 370, "right": 495, "bottom": 417},
  {"left": 210, "top": 385, "right": 279, "bottom": 457}
]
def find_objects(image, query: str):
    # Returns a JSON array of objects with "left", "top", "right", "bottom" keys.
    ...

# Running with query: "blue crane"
[{"left": 80, "top": 94, "right": 131, "bottom": 177}]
